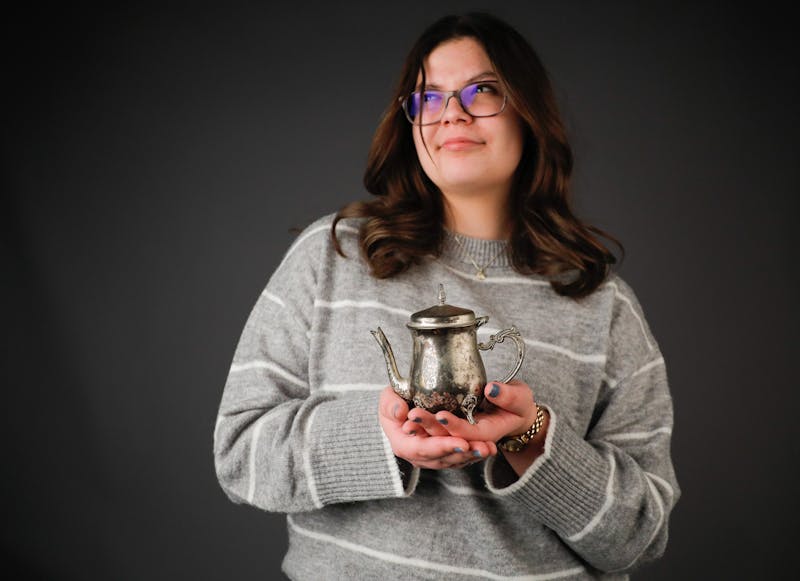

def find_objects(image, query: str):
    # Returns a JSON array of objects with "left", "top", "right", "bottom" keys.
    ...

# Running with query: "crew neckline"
[{"left": 440, "top": 229, "right": 513, "bottom": 269}]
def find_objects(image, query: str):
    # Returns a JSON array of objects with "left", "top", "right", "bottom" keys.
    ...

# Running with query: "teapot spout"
[{"left": 370, "top": 327, "right": 411, "bottom": 401}]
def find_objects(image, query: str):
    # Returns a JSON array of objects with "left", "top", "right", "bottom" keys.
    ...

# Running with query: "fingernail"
[
  {"left": 408, "top": 430, "right": 416, "bottom": 436},
  {"left": 437, "top": 418, "right": 448, "bottom": 425},
  {"left": 473, "top": 450, "right": 482, "bottom": 458},
  {"left": 412, "top": 417, "right": 422, "bottom": 423},
  {"left": 489, "top": 383, "right": 500, "bottom": 398},
  {"left": 392, "top": 403, "right": 400, "bottom": 419},
  {"left": 454, "top": 447, "right": 464, "bottom": 453}
]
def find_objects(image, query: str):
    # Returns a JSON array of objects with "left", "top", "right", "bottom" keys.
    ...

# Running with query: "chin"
[
  {"left": 440, "top": 179, "right": 501, "bottom": 196},
  {"left": 441, "top": 170, "right": 499, "bottom": 189}
]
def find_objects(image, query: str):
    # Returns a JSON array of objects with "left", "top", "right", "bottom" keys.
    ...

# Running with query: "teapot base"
[{"left": 412, "top": 391, "right": 481, "bottom": 425}]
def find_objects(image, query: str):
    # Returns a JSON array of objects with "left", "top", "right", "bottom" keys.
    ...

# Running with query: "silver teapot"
[{"left": 371, "top": 284, "right": 525, "bottom": 424}]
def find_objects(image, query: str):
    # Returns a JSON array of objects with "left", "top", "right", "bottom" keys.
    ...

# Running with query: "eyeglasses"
[{"left": 400, "top": 81, "right": 508, "bottom": 126}]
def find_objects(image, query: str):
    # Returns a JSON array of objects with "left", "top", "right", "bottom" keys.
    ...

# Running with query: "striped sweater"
[{"left": 213, "top": 214, "right": 680, "bottom": 580}]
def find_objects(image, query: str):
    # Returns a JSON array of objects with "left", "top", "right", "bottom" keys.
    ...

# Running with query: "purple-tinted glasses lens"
[
  {"left": 404, "top": 82, "right": 503, "bottom": 124},
  {"left": 460, "top": 83, "right": 479, "bottom": 108}
]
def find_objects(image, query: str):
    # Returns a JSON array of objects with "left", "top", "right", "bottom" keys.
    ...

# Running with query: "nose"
[{"left": 440, "top": 93, "right": 472, "bottom": 125}]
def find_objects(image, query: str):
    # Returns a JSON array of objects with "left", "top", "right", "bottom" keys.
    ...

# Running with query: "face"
[{"left": 411, "top": 37, "right": 524, "bottom": 204}]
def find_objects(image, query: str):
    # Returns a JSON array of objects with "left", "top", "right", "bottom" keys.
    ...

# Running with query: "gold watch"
[{"left": 498, "top": 405, "right": 548, "bottom": 453}]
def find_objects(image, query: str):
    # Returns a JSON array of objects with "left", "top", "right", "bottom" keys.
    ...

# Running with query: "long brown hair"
[{"left": 332, "top": 12, "right": 623, "bottom": 299}]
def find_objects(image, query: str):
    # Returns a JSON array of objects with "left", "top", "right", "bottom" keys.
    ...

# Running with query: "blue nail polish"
[
  {"left": 489, "top": 383, "right": 500, "bottom": 398},
  {"left": 412, "top": 417, "right": 422, "bottom": 423},
  {"left": 473, "top": 450, "right": 482, "bottom": 458},
  {"left": 409, "top": 430, "right": 416, "bottom": 436},
  {"left": 437, "top": 418, "right": 448, "bottom": 425},
  {"left": 454, "top": 447, "right": 464, "bottom": 453}
]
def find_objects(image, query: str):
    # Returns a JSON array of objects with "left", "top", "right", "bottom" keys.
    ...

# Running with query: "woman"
[{"left": 214, "top": 12, "right": 679, "bottom": 579}]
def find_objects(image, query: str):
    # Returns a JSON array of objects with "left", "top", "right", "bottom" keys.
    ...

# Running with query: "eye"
[
  {"left": 422, "top": 91, "right": 443, "bottom": 104},
  {"left": 474, "top": 82, "right": 499, "bottom": 94}
]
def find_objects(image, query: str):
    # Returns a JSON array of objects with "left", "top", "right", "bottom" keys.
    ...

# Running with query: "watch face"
[{"left": 501, "top": 439, "right": 525, "bottom": 453}]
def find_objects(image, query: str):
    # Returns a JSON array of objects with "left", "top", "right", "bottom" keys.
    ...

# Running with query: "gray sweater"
[{"left": 214, "top": 214, "right": 680, "bottom": 580}]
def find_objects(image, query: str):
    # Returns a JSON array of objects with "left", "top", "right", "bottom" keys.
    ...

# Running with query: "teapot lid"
[{"left": 407, "top": 284, "right": 477, "bottom": 329}]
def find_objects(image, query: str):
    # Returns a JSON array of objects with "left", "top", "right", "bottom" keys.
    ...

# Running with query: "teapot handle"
[{"left": 478, "top": 326, "right": 526, "bottom": 384}]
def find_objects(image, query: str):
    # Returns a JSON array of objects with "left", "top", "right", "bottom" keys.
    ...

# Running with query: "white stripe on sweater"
[
  {"left": 262, "top": 290, "right": 285, "bottom": 308},
  {"left": 229, "top": 361, "right": 307, "bottom": 389},
  {"left": 566, "top": 451, "right": 617, "bottom": 542},
  {"left": 213, "top": 414, "right": 224, "bottom": 447},
  {"left": 286, "top": 515, "right": 585, "bottom": 580},
  {"left": 379, "top": 428, "right": 406, "bottom": 497},
  {"left": 524, "top": 338, "right": 606, "bottom": 365},
  {"left": 321, "top": 383, "right": 385, "bottom": 392},
  {"left": 319, "top": 302, "right": 606, "bottom": 366},
  {"left": 604, "top": 427, "right": 672, "bottom": 442},
  {"left": 277, "top": 223, "right": 359, "bottom": 274},
  {"left": 605, "top": 356, "right": 665, "bottom": 389},
  {"left": 246, "top": 414, "right": 268, "bottom": 503},
  {"left": 479, "top": 326, "right": 606, "bottom": 365},
  {"left": 606, "top": 281, "right": 653, "bottom": 351},
  {"left": 632, "top": 356, "right": 665, "bottom": 378},
  {"left": 645, "top": 471, "right": 675, "bottom": 499},
  {"left": 614, "top": 473, "right": 666, "bottom": 571},
  {"left": 303, "top": 406, "right": 324, "bottom": 509},
  {"left": 404, "top": 465, "right": 421, "bottom": 495},
  {"left": 315, "top": 299, "right": 412, "bottom": 318}
]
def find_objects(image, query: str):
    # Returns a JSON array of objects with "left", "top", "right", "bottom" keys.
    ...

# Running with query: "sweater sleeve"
[
  {"left": 213, "top": 221, "right": 419, "bottom": 513},
  {"left": 483, "top": 277, "right": 680, "bottom": 573}
]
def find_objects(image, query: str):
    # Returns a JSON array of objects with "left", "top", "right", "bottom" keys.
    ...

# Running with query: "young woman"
[{"left": 215, "top": 12, "right": 679, "bottom": 579}]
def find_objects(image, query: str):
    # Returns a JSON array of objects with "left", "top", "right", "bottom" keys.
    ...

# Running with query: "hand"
[
  {"left": 378, "top": 387, "right": 497, "bottom": 469},
  {"left": 428, "top": 380, "right": 541, "bottom": 444}
]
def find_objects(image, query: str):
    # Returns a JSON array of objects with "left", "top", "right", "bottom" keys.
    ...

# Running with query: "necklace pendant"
[{"left": 476, "top": 270, "right": 486, "bottom": 280}]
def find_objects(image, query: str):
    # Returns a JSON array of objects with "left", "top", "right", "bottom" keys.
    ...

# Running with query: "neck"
[{"left": 441, "top": 192, "right": 512, "bottom": 240}]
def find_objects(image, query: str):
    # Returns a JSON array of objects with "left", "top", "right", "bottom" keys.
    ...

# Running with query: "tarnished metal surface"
[{"left": 371, "top": 285, "right": 526, "bottom": 424}]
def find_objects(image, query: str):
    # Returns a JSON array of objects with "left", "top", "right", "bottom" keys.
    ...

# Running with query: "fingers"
[
  {"left": 431, "top": 381, "right": 538, "bottom": 442},
  {"left": 378, "top": 388, "right": 500, "bottom": 469},
  {"left": 379, "top": 387, "right": 410, "bottom": 423},
  {"left": 433, "top": 409, "right": 514, "bottom": 442},
  {"left": 413, "top": 441, "right": 495, "bottom": 469},
  {"left": 484, "top": 380, "right": 536, "bottom": 417},
  {"left": 406, "top": 407, "right": 450, "bottom": 437},
  {"left": 392, "top": 433, "right": 470, "bottom": 463}
]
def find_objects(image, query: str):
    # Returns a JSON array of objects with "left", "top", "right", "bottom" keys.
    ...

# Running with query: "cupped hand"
[
  {"left": 429, "top": 380, "right": 540, "bottom": 443},
  {"left": 378, "top": 387, "right": 496, "bottom": 469}
]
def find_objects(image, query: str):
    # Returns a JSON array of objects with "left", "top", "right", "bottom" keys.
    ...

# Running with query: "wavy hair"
[{"left": 332, "top": 12, "right": 623, "bottom": 298}]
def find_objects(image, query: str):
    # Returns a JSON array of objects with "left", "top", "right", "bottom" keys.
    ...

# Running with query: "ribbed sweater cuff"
[
  {"left": 308, "top": 392, "right": 419, "bottom": 505},
  {"left": 484, "top": 407, "right": 610, "bottom": 537}
]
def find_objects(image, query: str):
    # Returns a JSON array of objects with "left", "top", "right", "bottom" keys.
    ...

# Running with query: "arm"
[
  {"left": 430, "top": 282, "right": 680, "bottom": 573},
  {"left": 484, "top": 364, "right": 678, "bottom": 573},
  {"left": 213, "top": 225, "right": 418, "bottom": 513}
]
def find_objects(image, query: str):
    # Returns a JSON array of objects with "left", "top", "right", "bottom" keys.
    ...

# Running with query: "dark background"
[{"left": 3, "top": 1, "right": 798, "bottom": 579}]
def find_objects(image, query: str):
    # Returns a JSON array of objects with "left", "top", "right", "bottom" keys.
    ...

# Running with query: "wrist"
[
  {"left": 498, "top": 404, "right": 549, "bottom": 453},
  {"left": 499, "top": 406, "right": 550, "bottom": 478}
]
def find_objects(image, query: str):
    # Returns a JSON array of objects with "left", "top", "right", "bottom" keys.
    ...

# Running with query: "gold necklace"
[{"left": 452, "top": 234, "right": 508, "bottom": 280}]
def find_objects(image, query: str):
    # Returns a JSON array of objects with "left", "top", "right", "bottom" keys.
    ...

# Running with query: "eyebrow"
[{"left": 419, "top": 71, "right": 498, "bottom": 90}]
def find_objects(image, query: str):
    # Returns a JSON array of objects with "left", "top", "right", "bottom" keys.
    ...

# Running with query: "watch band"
[{"left": 498, "top": 404, "right": 548, "bottom": 453}]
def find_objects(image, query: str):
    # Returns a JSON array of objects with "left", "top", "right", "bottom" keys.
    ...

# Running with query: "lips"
[{"left": 440, "top": 137, "right": 484, "bottom": 151}]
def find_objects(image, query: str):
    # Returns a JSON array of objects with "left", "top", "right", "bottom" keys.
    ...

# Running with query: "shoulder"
[
  {"left": 275, "top": 213, "right": 365, "bottom": 275},
  {"left": 599, "top": 272, "right": 649, "bottom": 320},
  {"left": 283, "top": 213, "right": 363, "bottom": 256},
  {"left": 598, "top": 272, "right": 662, "bottom": 366}
]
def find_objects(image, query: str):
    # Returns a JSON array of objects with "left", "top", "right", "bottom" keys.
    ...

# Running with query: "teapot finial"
[{"left": 438, "top": 283, "right": 446, "bottom": 305}]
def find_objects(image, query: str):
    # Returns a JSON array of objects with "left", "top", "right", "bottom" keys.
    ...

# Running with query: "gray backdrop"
[{"left": 4, "top": 1, "right": 798, "bottom": 579}]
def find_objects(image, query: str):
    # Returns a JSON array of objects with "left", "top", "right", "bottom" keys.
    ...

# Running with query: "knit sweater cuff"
[
  {"left": 483, "top": 407, "right": 611, "bottom": 537},
  {"left": 308, "top": 392, "right": 420, "bottom": 505}
]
